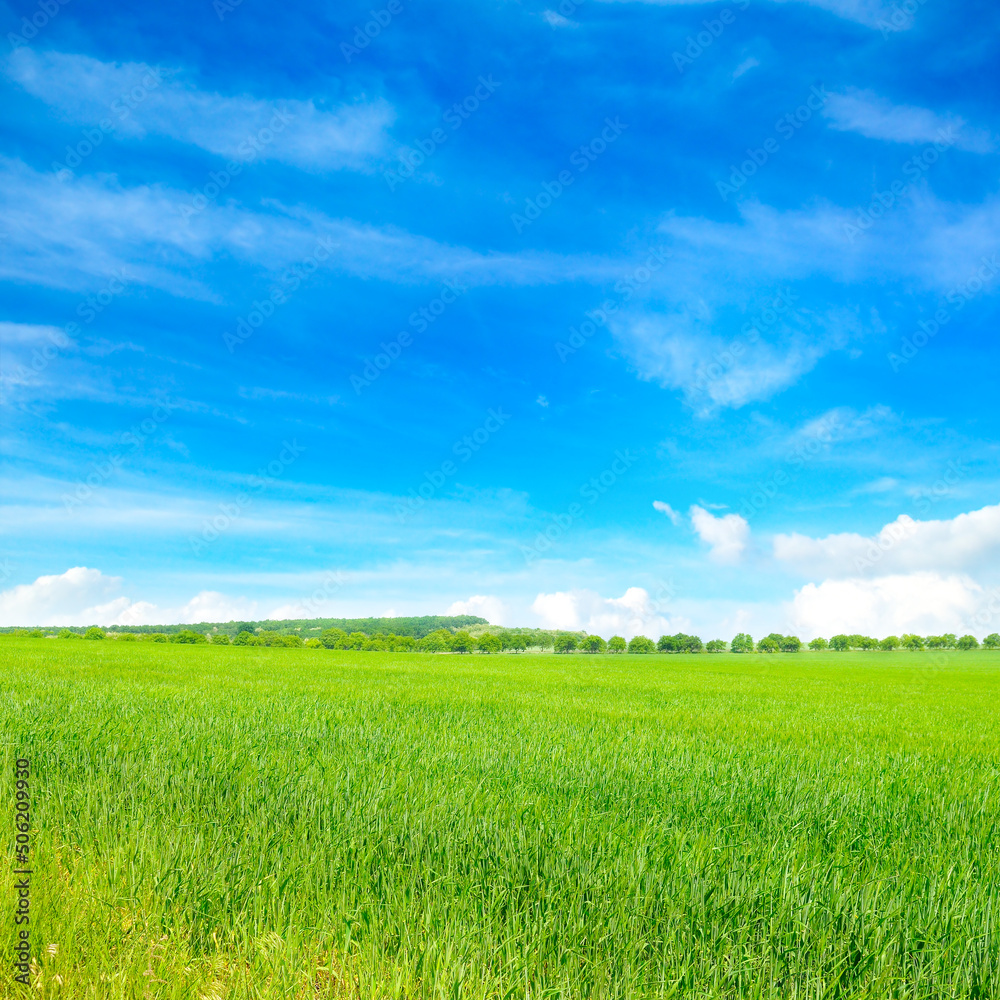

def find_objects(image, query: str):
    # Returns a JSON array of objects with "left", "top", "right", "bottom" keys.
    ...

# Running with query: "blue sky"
[{"left": 1, "top": 0, "right": 999, "bottom": 637}]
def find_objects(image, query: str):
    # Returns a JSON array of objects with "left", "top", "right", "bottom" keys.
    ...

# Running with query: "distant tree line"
[
  {"left": 0, "top": 614, "right": 490, "bottom": 640},
  {"left": 9, "top": 625, "right": 1000, "bottom": 652}
]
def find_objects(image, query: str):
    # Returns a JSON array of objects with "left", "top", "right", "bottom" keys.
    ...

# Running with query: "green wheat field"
[{"left": 2, "top": 638, "right": 999, "bottom": 999}]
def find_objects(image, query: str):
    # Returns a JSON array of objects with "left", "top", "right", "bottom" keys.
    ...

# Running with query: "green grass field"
[{"left": 2, "top": 639, "right": 999, "bottom": 999}]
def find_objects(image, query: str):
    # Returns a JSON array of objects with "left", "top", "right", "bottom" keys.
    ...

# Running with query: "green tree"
[
  {"left": 116, "top": 632, "right": 137, "bottom": 641},
  {"left": 320, "top": 627, "right": 348, "bottom": 649},
  {"left": 57, "top": 628, "right": 78, "bottom": 639},
  {"left": 212, "top": 633, "right": 231, "bottom": 645},
  {"left": 705, "top": 639, "right": 727, "bottom": 653},
  {"left": 83, "top": 626, "right": 105, "bottom": 640},
  {"left": 902, "top": 634, "right": 925, "bottom": 650},
  {"left": 171, "top": 630, "right": 208, "bottom": 644},
  {"left": 554, "top": 634, "right": 578, "bottom": 654},
  {"left": 510, "top": 633, "right": 527, "bottom": 652},
  {"left": 656, "top": 634, "right": 677, "bottom": 652},
  {"left": 829, "top": 634, "right": 851, "bottom": 651},
  {"left": 779, "top": 635, "right": 802, "bottom": 652},
  {"left": 580, "top": 634, "right": 607, "bottom": 653},
  {"left": 957, "top": 634, "right": 979, "bottom": 650},
  {"left": 607, "top": 635, "right": 626, "bottom": 654},
  {"left": 477, "top": 633, "right": 502, "bottom": 653},
  {"left": 857, "top": 636, "right": 878, "bottom": 650},
  {"left": 147, "top": 633, "right": 168, "bottom": 643},
  {"left": 879, "top": 636, "right": 899, "bottom": 650},
  {"left": 233, "top": 630, "right": 255, "bottom": 646},
  {"left": 345, "top": 631, "right": 368, "bottom": 650},
  {"left": 627, "top": 635, "right": 655, "bottom": 654},
  {"left": 756, "top": 636, "right": 779, "bottom": 653},
  {"left": 450, "top": 631, "right": 475, "bottom": 653},
  {"left": 808, "top": 637, "right": 828, "bottom": 650},
  {"left": 304, "top": 638, "right": 323, "bottom": 648},
  {"left": 281, "top": 634, "right": 304, "bottom": 648},
  {"left": 730, "top": 633, "right": 754, "bottom": 653},
  {"left": 984, "top": 633, "right": 1000, "bottom": 649},
  {"left": 418, "top": 630, "right": 451, "bottom": 652}
]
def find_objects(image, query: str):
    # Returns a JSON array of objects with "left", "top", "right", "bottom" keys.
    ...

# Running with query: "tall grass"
[{"left": 2, "top": 639, "right": 999, "bottom": 998}]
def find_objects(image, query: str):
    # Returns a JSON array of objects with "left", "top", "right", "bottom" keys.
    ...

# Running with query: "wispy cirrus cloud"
[
  {"left": 0, "top": 157, "right": 621, "bottom": 298},
  {"left": 4, "top": 49, "right": 394, "bottom": 172},
  {"left": 597, "top": 0, "right": 906, "bottom": 30},
  {"left": 823, "top": 89, "right": 994, "bottom": 152}
]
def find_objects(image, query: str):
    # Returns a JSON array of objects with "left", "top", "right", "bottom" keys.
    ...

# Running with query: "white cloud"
[
  {"left": 732, "top": 57, "right": 759, "bottom": 80},
  {"left": 5, "top": 49, "right": 394, "bottom": 171},
  {"left": 689, "top": 505, "right": 749, "bottom": 564},
  {"left": 653, "top": 500, "right": 681, "bottom": 524},
  {"left": 447, "top": 594, "right": 507, "bottom": 624},
  {"left": 598, "top": 0, "right": 903, "bottom": 29},
  {"left": 0, "top": 157, "right": 620, "bottom": 298},
  {"left": 531, "top": 587, "right": 689, "bottom": 639},
  {"left": 542, "top": 10, "right": 574, "bottom": 26},
  {"left": 789, "top": 572, "right": 984, "bottom": 637},
  {"left": 616, "top": 309, "right": 858, "bottom": 412},
  {"left": 773, "top": 502, "right": 1000, "bottom": 578},
  {"left": 0, "top": 567, "right": 128, "bottom": 625},
  {"left": 0, "top": 567, "right": 261, "bottom": 626},
  {"left": 823, "top": 89, "right": 993, "bottom": 152},
  {"left": 0, "top": 322, "right": 73, "bottom": 347}
]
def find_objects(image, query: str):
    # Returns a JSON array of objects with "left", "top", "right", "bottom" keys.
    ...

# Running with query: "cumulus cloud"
[
  {"left": 773, "top": 502, "right": 1000, "bottom": 578},
  {"left": 0, "top": 567, "right": 258, "bottom": 626},
  {"left": 4, "top": 49, "right": 394, "bottom": 171},
  {"left": 823, "top": 89, "right": 993, "bottom": 152},
  {"left": 447, "top": 594, "right": 506, "bottom": 624},
  {"left": 689, "top": 505, "right": 749, "bottom": 564},
  {"left": 789, "top": 572, "right": 985, "bottom": 637},
  {"left": 0, "top": 567, "right": 130, "bottom": 625},
  {"left": 531, "top": 587, "right": 688, "bottom": 639},
  {"left": 652, "top": 500, "right": 681, "bottom": 524}
]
